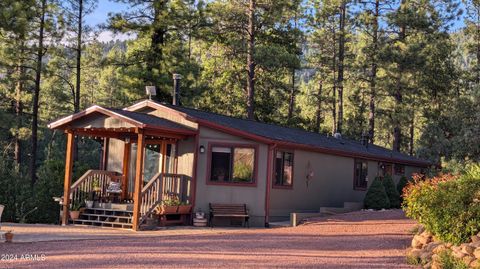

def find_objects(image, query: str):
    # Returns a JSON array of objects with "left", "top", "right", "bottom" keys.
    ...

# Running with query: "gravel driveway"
[{"left": 0, "top": 209, "right": 416, "bottom": 269}]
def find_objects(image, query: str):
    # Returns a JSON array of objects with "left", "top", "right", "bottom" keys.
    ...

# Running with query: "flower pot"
[
  {"left": 4, "top": 232, "right": 14, "bottom": 243},
  {"left": 85, "top": 200, "right": 94, "bottom": 208},
  {"left": 178, "top": 205, "right": 192, "bottom": 214},
  {"left": 195, "top": 212, "right": 205, "bottom": 219},
  {"left": 159, "top": 205, "right": 178, "bottom": 214},
  {"left": 70, "top": 210, "right": 81, "bottom": 220}
]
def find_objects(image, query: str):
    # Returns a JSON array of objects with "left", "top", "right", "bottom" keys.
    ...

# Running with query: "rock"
[
  {"left": 471, "top": 241, "right": 480, "bottom": 248},
  {"left": 425, "top": 242, "right": 442, "bottom": 253},
  {"left": 471, "top": 235, "right": 480, "bottom": 243},
  {"left": 461, "top": 244, "right": 475, "bottom": 255},
  {"left": 452, "top": 249, "right": 466, "bottom": 259},
  {"left": 408, "top": 248, "right": 423, "bottom": 259},
  {"left": 474, "top": 248, "right": 480, "bottom": 259},
  {"left": 471, "top": 259, "right": 480, "bottom": 268},
  {"left": 412, "top": 237, "right": 423, "bottom": 249},
  {"left": 420, "top": 251, "right": 433, "bottom": 261},
  {"left": 418, "top": 225, "right": 425, "bottom": 234},
  {"left": 463, "top": 255, "right": 475, "bottom": 266},
  {"left": 431, "top": 260, "right": 441, "bottom": 269},
  {"left": 431, "top": 254, "right": 439, "bottom": 262},
  {"left": 433, "top": 244, "right": 447, "bottom": 254},
  {"left": 415, "top": 234, "right": 430, "bottom": 246},
  {"left": 423, "top": 262, "right": 431, "bottom": 269},
  {"left": 446, "top": 242, "right": 453, "bottom": 248}
]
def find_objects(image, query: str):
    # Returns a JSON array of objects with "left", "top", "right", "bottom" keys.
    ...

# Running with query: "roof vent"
[
  {"left": 145, "top": 86, "right": 156, "bottom": 100},
  {"left": 333, "top": 132, "right": 342, "bottom": 139}
]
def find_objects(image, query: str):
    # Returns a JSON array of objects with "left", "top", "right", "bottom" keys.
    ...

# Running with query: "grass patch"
[{"left": 438, "top": 251, "right": 468, "bottom": 269}]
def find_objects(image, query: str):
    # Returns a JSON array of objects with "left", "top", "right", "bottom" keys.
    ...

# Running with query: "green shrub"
[
  {"left": 364, "top": 177, "right": 390, "bottom": 210},
  {"left": 382, "top": 175, "right": 401, "bottom": 208},
  {"left": 403, "top": 165, "right": 480, "bottom": 244},
  {"left": 438, "top": 250, "right": 469, "bottom": 269},
  {"left": 397, "top": 176, "right": 409, "bottom": 197}
]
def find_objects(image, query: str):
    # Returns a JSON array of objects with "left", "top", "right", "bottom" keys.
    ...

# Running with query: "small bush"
[
  {"left": 403, "top": 165, "right": 480, "bottom": 244},
  {"left": 364, "top": 177, "right": 390, "bottom": 210},
  {"left": 383, "top": 175, "right": 401, "bottom": 208}
]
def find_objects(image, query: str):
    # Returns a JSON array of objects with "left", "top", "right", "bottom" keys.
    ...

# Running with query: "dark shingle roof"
[{"left": 160, "top": 103, "right": 429, "bottom": 166}]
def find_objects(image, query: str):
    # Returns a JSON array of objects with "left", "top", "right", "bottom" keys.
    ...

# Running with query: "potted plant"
[
  {"left": 69, "top": 201, "right": 84, "bottom": 220},
  {"left": 85, "top": 191, "right": 95, "bottom": 208},
  {"left": 178, "top": 202, "right": 192, "bottom": 214},
  {"left": 93, "top": 178, "right": 101, "bottom": 192},
  {"left": 4, "top": 230, "right": 14, "bottom": 243},
  {"left": 157, "top": 195, "right": 180, "bottom": 214}
]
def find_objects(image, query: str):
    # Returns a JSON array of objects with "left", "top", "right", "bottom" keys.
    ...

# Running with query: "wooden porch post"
[
  {"left": 101, "top": 138, "right": 110, "bottom": 170},
  {"left": 61, "top": 131, "right": 75, "bottom": 226},
  {"left": 161, "top": 140, "right": 167, "bottom": 173},
  {"left": 132, "top": 130, "right": 145, "bottom": 231},
  {"left": 122, "top": 141, "right": 131, "bottom": 200}
]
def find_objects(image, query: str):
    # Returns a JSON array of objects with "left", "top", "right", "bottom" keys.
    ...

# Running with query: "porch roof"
[{"left": 48, "top": 105, "right": 197, "bottom": 138}]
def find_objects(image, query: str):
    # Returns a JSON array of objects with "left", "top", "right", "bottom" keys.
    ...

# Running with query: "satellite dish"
[{"left": 145, "top": 86, "right": 156, "bottom": 99}]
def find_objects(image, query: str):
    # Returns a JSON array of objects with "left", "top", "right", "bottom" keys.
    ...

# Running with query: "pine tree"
[
  {"left": 364, "top": 176, "right": 390, "bottom": 210},
  {"left": 382, "top": 175, "right": 400, "bottom": 208}
]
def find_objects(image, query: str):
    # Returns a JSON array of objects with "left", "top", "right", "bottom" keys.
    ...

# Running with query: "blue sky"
[{"left": 85, "top": 0, "right": 466, "bottom": 42}]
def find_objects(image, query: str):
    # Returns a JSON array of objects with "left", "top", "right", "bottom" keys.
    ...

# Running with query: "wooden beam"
[
  {"left": 61, "top": 131, "right": 75, "bottom": 226},
  {"left": 161, "top": 140, "right": 167, "bottom": 173},
  {"left": 132, "top": 130, "right": 145, "bottom": 231},
  {"left": 122, "top": 142, "right": 131, "bottom": 200},
  {"left": 101, "top": 138, "right": 110, "bottom": 170}
]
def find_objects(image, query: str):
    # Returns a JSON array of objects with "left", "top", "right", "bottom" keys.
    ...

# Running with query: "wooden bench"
[{"left": 209, "top": 203, "right": 249, "bottom": 228}]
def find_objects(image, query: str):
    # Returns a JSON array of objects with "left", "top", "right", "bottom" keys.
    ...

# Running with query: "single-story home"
[{"left": 49, "top": 98, "right": 430, "bottom": 230}]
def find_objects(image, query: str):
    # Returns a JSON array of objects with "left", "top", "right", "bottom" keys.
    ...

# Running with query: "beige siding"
[
  {"left": 177, "top": 136, "right": 195, "bottom": 177},
  {"left": 107, "top": 138, "right": 125, "bottom": 173},
  {"left": 269, "top": 151, "right": 379, "bottom": 218},
  {"left": 195, "top": 126, "right": 268, "bottom": 226},
  {"left": 71, "top": 113, "right": 136, "bottom": 129},
  {"left": 135, "top": 107, "right": 199, "bottom": 129}
]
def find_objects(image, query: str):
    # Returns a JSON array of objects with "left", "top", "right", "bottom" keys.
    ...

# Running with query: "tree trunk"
[
  {"left": 368, "top": 0, "right": 379, "bottom": 144},
  {"left": 287, "top": 68, "right": 295, "bottom": 122},
  {"left": 409, "top": 112, "right": 414, "bottom": 156},
  {"left": 336, "top": 0, "right": 346, "bottom": 134},
  {"left": 14, "top": 63, "right": 24, "bottom": 170},
  {"left": 73, "top": 0, "right": 83, "bottom": 162},
  {"left": 30, "top": 0, "right": 46, "bottom": 185},
  {"left": 393, "top": 2, "right": 406, "bottom": 152},
  {"left": 314, "top": 80, "right": 323, "bottom": 133},
  {"left": 246, "top": 0, "right": 256, "bottom": 120},
  {"left": 75, "top": 0, "right": 82, "bottom": 113},
  {"left": 332, "top": 26, "right": 337, "bottom": 135}
]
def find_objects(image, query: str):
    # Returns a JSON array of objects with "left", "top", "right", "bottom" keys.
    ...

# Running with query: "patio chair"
[{"left": 106, "top": 182, "right": 122, "bottom": 203}]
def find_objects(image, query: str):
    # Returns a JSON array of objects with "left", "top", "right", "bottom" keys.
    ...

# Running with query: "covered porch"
[{"left": 48, "top": 105, "right": 198, "bottom": 230}]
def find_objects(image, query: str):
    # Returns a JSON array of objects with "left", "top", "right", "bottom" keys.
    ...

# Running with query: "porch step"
[
  {"left": 71, "top": 208, "right": 133, "bottom": 229},
  {"left": 72, "top": 219, "right": 133, "bottom": 229}
]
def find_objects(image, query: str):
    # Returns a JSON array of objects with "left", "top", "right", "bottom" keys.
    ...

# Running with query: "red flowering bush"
[{"left": 402, "top": 166, "right": 480, "bottom": 244}]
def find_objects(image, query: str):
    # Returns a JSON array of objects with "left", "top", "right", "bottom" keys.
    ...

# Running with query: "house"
[{"left": 48, "top": 99, "right": 430, "bottom": 230}]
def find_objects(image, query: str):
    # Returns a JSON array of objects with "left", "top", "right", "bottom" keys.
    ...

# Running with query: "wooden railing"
[
  {"left": 139, "top": 173, "right": 191, "bottom": 224},
  {"left": 70, "top": 170, "right": 122, "bottom": 208}
]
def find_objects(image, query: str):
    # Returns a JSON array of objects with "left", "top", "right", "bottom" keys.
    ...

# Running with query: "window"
[
  {"left": 354, "top": 159, "right": 368, "bottom": 190},
  {"left": 209, "top": 145, "right": 256, "bottom": 184},
  {"left": 274, "top": 150, "right": 294, "bottom": 187},
  {"left": 394, "top": 164, "right": 405, "bottom": 175}
]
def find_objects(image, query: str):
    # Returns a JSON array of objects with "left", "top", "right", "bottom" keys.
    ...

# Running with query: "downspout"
[{"left": 264, "top": 143, "right": 277, "bottom": 227}]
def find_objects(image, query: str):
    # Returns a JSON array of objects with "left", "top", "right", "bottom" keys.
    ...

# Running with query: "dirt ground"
[{"left": 0, "top": 209, "right": 417, "bottom": 269}]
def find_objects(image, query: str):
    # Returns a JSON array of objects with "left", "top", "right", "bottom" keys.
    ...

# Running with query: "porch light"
[{"left": 199, "top": 145, "right": 205, "bottom": 154}]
